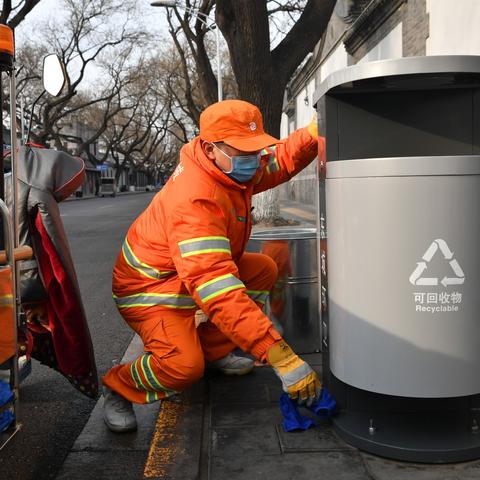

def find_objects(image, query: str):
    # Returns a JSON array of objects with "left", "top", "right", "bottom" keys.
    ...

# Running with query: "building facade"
[{"left": 280, "top": 0, "right": 480, "bottom": 204}]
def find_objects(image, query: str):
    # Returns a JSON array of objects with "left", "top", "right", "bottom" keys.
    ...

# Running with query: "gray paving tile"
[
  {"left": 56, "top": 451, "right": 148, "bottom": 480},
  {"left": 211, "top": 403, "right": 282, "bottom": 427},
  {"left": 362, "top": 453, "right": 480, "bottom": 480},
  {"left": 277, "top": 423, "right": 355, "bottom": 453},
  {"left": 266, "top": 384, "right": 286, "bottom": 402},
  {"left": 210, "top": 380, "right": 270, "bottom": 403},
  {"left": 211, "top": 425, "right": 281, "bottom": 458},
  {"left": 208, "top": 366, "right": 278, "bottom": 389},
  {"left": 210, "top": 451, "right": 369, "bottom": 480}
]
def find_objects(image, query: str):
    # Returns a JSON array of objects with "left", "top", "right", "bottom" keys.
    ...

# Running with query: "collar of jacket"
[{"left": 181, "top": 137, "right": 262, "bottom": 191}]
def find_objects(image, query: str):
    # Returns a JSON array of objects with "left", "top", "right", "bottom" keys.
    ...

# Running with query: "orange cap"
[
  {"left": 199, "top": 99, "right": 279, "bottom": 152},
  {"left": 0, "top": 25, "right": 14, "bottom": 56}
]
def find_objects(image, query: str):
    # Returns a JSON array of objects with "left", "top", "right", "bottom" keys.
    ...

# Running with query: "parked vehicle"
[{"left": 99, "top": 177, "right": 116, "bottom": 197}]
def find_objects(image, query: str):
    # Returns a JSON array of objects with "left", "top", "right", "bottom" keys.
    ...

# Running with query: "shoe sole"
[{"left": 103, "top": 417, "right": 138, "bottom": 433}]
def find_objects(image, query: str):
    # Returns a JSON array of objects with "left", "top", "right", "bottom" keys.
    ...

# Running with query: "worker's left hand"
[
  {"left": 307, "top": 112, "right": 318, "bottom": 139},
  {"left": 267, "top": 340, "right": 322, "bottom": 406}
]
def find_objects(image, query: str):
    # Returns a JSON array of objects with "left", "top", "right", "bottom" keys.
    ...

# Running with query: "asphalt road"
[{"left": 0, "top": 192, "right": 155, "bottom": 480}]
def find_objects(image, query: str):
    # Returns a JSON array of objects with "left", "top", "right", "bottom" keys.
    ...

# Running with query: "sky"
[
  {"left": 14, "top": 0, "right": 170, "bottom": 90},
  {"left": 16, "top": 0, "right": 167, "bottom": 47}
]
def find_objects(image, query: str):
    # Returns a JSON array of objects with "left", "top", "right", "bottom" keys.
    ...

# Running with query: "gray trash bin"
[
  {"left": 315, "top": 56, "right": 480, "bottom": 463},
  {"left": 247, "top": 227, "right": 320, "bottom": 354}
]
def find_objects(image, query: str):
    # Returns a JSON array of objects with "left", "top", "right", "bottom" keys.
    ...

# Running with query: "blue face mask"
[{"left": 212, "top": 143, "right": 260, "bottom": 183}]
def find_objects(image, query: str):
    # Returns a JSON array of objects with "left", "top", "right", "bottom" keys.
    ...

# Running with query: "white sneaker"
[
  {"left": 208, "top": 352, "right": 255, "bottom": 376},
  {"left": 103, "top": 387, "right": 137, "bottom": 433}
]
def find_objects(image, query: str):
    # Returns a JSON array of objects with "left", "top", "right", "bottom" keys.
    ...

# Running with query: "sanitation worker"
[{"left": 102, "top": 99, "right": 324, "bottom": 432}]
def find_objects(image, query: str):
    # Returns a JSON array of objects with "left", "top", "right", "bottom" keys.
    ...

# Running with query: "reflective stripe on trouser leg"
[
  {"left": 131, "top": 353, "right": 178, "bottom": 403},
  {"left": 103, "top": 306, "right": 205, "bottom": 404},
  {"left": 102, "top": 353, "right": 179, "bottom": 404}
]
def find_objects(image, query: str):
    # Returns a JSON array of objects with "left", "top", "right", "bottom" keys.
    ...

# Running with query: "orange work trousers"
[{"left": 102, "top": 252, "right": 277, "bottom": 404}]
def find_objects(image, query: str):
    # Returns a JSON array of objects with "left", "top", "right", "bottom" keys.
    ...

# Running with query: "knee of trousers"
[{"left": 159, "top": 350, "right": 205, "bottom": 391}]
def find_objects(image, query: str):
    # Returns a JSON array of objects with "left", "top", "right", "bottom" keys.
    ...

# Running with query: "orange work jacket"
[{"left": 113, "top": 127, "right": 323, "bottom": 359}]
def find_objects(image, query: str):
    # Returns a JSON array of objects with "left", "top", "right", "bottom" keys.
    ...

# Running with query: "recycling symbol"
[{"left": 409, "top": 239, "right": 465, "bottom": 287}]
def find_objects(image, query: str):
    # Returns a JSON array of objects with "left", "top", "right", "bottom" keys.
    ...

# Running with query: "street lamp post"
[{"left": 151, "top": 0, "right": 223, "bottom": 102}]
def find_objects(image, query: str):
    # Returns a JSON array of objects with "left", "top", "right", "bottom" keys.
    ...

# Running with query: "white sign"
[
  {"left": 410, "top": 239, "right": 465, "bottom": 313},
  {"left": 409, "top": 239, "right": 465, "bottom": 287}
]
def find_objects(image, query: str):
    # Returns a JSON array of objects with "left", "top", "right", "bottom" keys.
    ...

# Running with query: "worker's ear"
[{"left": 201, "top": 141, "right": 216, "bottom": 160}]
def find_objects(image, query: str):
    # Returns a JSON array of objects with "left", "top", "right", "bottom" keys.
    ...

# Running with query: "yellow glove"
[
  {"left": 267, "top": 341, "right": 322, "bottom": 406},
  {"left": 307, "top": 112, "right": 318, "bottom": 139}
]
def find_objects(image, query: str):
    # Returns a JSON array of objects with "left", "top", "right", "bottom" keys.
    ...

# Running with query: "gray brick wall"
[
  {"left": 278, "top": 0, "right": 429, "bottom": 211},
  {"left": 403, "top": 0, "right": 429, "bottom": 57},
  {"left": 350, "top": 0, "right": 429, "bottom": 64}
]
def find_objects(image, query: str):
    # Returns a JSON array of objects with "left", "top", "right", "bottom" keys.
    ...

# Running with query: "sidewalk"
[
  {"left": 57, "top": 335, "right": 161, "bottom": 480},
  {"left": 56, "top": 199, "right": 480, "bottom": 479},
  {"left": 57, "top": 336, "right": 480, "bottom": 480}
]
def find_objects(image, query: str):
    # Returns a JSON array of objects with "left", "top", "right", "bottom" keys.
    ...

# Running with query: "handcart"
[
  {"left": 0, "top": 24, "right": 96, "bottom": 450},
  {"left": 0, "top": 22, "right": 31, "bottom": 448}
]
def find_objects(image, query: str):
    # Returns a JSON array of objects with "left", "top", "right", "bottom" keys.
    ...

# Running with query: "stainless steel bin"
[{"left": 247, "top": 227, "right": 320, "bottom": 354}]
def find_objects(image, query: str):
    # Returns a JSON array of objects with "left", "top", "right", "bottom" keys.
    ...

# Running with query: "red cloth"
[{"left": 33, "top": 212, "right": 97, "bottom": 398}]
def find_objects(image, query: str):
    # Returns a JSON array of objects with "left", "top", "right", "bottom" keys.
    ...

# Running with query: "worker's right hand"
[
  {"left": 267, "top": 340, "right": 322, "bottom": 406},
  {"left": 307, "top": 112, "right": 318, "bottom": 139}
]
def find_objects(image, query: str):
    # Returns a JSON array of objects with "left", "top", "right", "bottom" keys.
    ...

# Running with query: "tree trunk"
[
  {"left": 216, "top": 0, "right": 336, "bottom": 224},
  {"left": 216, "top": 0, "right": 286, "bottom": 136}
]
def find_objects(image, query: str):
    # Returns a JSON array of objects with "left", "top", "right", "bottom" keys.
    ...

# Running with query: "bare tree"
[
  {"left": 98, "top": 55, "right": 180, "bottom": 186},
  {"left": 16, "top": 0, "right": 147, "bottom": 156},
  {"left": 216, "top": 0, "right": 335, "bottom": 135},
  {"left": 0, "top": 0, "right": 42, "bottom": 27},
  {"left": 157, "top": 1, "right": 334, "bottom": 224},
  {"left": 158, "top": 0, "right": 335, "bottom": 135}
]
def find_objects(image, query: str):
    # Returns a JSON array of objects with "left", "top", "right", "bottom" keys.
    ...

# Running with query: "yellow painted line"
[
  {"left": 281, "top": 206, "right": 316, "bottom": 221},
  {"left": 143, "top": 400, "right": 186, "bottom": 478}
]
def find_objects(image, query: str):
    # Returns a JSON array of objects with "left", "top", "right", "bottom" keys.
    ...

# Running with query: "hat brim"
[{"left": 223, "top": 132, "right": 280, "bottom": 152}]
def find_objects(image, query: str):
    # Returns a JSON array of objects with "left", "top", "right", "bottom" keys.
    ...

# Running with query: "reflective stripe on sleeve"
[
  {"left": 246, "top": 289, "right": 269, "bottom": 305},
  {"left": 178, "top": 236, "right": 231, "bottom": 258},
  {"left": 261, "top": 146, "right": 280, "bottom": 174},
  {"left": 122, "top": 238, "right": 173, "bottom": 280},
  {"left": 113, "top": 292, "right": 196, "bottom": 309},
  {"left": 196, "top": 273, "right": 245, "bottom": 303}
]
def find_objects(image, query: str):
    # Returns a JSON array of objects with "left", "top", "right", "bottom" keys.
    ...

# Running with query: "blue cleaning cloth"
[
  {"left": 310, "top": 387, "right": 337, "bottom": 419},
  {"left": 0, "top": 380, "right": 14, "bottom": 432},
  {"left": 280, "top": 393, "right": 314, "bottom": 432},
  {"left": 279, "top": 388, "right": 337, "bottom": 432}
]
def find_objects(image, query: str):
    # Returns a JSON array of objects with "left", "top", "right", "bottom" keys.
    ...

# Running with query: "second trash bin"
[{"left": 247, "top": 227, "right": 320, "bottom": 354}]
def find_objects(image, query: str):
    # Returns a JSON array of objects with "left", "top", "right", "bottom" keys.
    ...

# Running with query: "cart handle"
[{"left": 0, "top": 245, "right": 33, "bottom": 264}]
